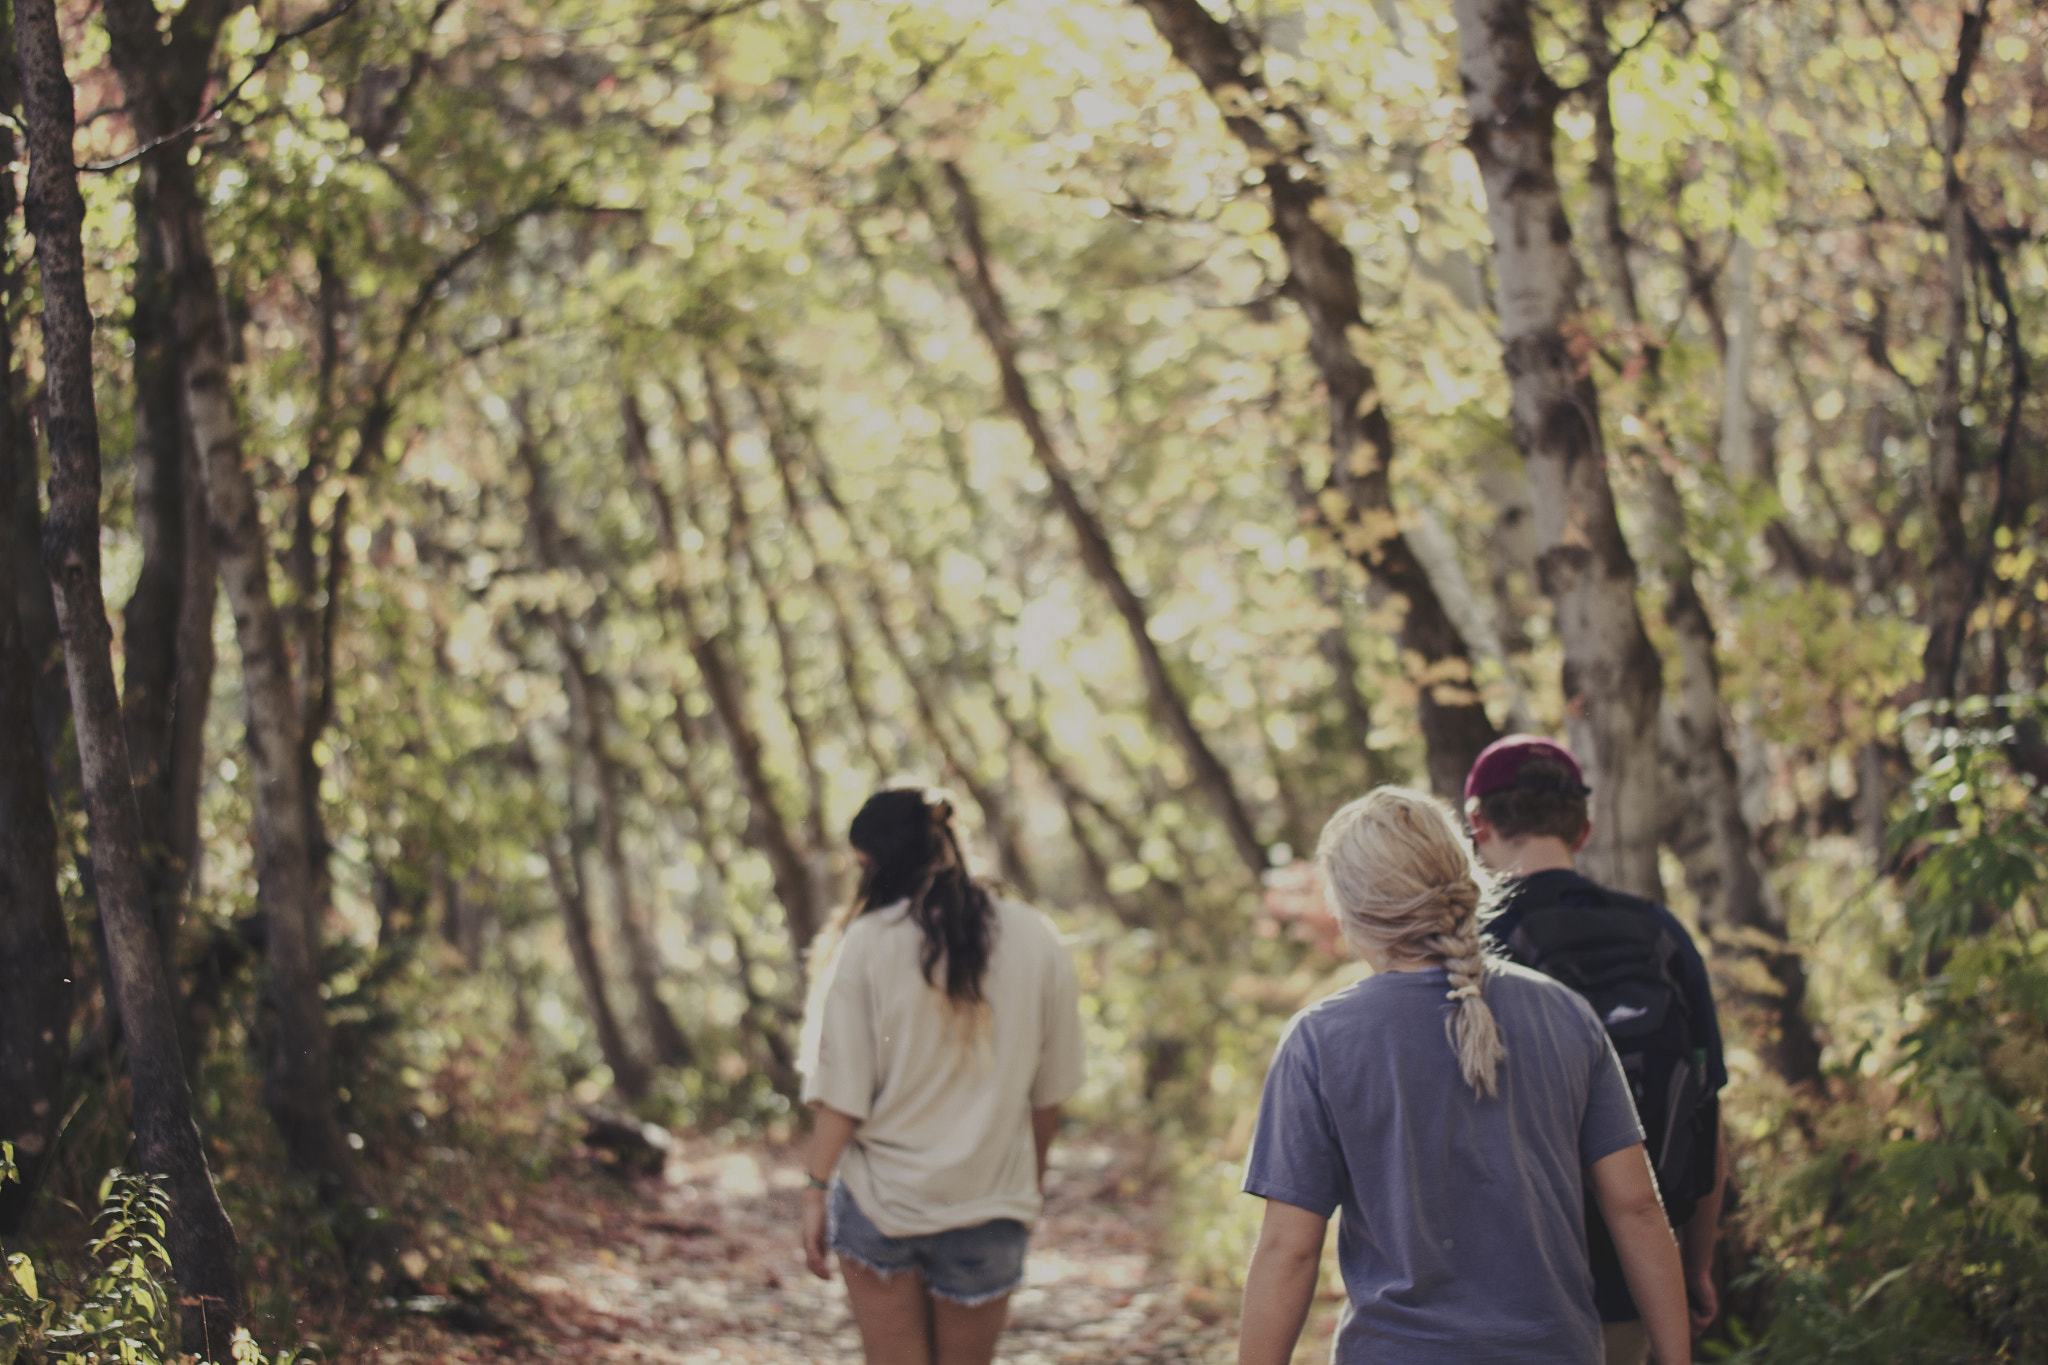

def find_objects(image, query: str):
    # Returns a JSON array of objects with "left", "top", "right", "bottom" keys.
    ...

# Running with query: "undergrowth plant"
[
  {"left": 1730, "top": 694, "right": 2048, "bottom": 1362},
  {"left": 0, "top": 1144, "right": 295, "bottom": 1365}
]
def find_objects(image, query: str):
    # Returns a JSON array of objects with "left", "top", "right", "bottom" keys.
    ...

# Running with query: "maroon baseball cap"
[{"left": 1463, "top": 734, "right": 1591, "bottom": 804}]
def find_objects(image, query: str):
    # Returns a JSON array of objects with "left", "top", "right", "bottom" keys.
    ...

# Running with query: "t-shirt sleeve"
[
  {"left": 1241, "top": 1017, "right": 1345, "bottom": 1218},
  {"left": 799, "top": 929, "right": 877, "bottom": 1120},
  {"left": 1580, "top": 1015, "right": 1647, "bottom": 1167},
  {"left": 1031, "top": 922, "right": 1087, "bottom": 1108}
]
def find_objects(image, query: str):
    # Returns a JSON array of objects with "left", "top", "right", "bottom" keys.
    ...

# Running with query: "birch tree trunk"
[
  {"left": 937, "top": 161, "right": 1268, "bottom": 878},
  {"left": 1450, "top": 0, "right": 1665, "bottom": 896},
  {"left": 1579, "top": 0, "right": 1820, "bottom": 1082},
  {"left": 0, "top": 54, "right": 69, "bottom": 1221},
  {"left": 1131, "top": 0, "right": 1502, "bottom": 799},
  {"left": 15, "top": 0, "right": 242, "bottom": 1348},
  {"left": 102, "top": 0, "right": 367, "bottom": 1214}
]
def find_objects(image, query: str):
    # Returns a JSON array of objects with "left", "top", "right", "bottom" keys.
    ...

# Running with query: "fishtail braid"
[{"left": 1315, "top": 788, "right": 1508, "bottom": 1098}]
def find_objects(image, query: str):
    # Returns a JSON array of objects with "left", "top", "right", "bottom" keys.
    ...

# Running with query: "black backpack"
[{"left": 1500, "top": 880, "right": 1717, "bottom": 1227}]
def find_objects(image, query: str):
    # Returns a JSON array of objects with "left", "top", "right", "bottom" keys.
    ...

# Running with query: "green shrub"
[
  {"left": 1732, "top": 695, "right": 2048, "bottom": 1362},
  {"left": 0, "top": 1144, "right": 297, "bottom": 1365}
]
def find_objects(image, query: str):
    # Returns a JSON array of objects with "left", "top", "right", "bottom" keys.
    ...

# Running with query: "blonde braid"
[{"left": 1315, "top": 787, "right": 1508, "bottom": 1098}]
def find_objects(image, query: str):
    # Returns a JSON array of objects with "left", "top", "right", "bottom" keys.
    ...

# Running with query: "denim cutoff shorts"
[{"left": 827, "top": 1180, "right": 1029, "bottom": 1306}]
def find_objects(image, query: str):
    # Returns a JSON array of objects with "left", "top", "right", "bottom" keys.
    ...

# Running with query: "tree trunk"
[
  {"left": 1922, "top": 4, "right": 1990, "bottom": 704},
  {"left": 102, "top": 4, "right": 369, "bottom": 1222},
  {"left": 15, "top": 1, "right": 242, "bottom": 1348},
  {"left": 0, "top": 43, "right": 69, "bottom": 1221},
  {"left": 513, "top": 424, "right": 693, "bottom": 1067},
  {"left": 542, "top": 828, "right": 651, "bottom": 1101},
  {"left": 661, "top": 735, "right": 799, "bottom": 1096},
  {"left": 168, "top": 425, "right": 217, "bottom": 927},
  {"left": 286, "top": 253, "right": 347, "bottom": 919},
  {"left": 564, "top": 645, "right": 694, "bottom": 1068},
  {"left": 1130, "top": 0, "right": 1502, "bottom": 800},
  {"left": 699, "top": 363, "right": 829, "bottom": 855},
  {"left": 621, "top": 393, "right": 824, "bottom": 952},
  {"left": 936, "top": 161, "right": 1268, "bottom": 877},
  {"left": 1579, "top": 0, "right": 1821, "bottom": 1085},
  {"left": 122, "top": 167, "right": 193, "bottom": 990},
  {"left": 742, "top": 366, "right": 896, "bottom": 780},
  {"left": 1450, "top": 0, "right": 1665, "bottom": 897}
]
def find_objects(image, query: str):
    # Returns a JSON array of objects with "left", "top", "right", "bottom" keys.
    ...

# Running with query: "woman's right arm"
[
  {"left": 802, "top": 1103, "right": 860, "bottom": 1279},
  {"left": 1589, "top": 1144, "right": 1690, "bottom": 1364},
  {"left": 1031, "top": 1104, "right": 1061, "bottom": 1192},
  {"left": 1238, "top": 1198, "right": 1327, "bottom": 1365}
]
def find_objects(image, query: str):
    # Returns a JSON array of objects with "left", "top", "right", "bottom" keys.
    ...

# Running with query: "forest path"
[{"left": 352, "top": 1131, "right": 1237, "bottom": 1364}]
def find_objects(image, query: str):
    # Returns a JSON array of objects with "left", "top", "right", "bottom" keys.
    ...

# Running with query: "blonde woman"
[
  {"left": 1240, "top": 788, "right": 1691, "bottom": 1365},
  {"left": 799, "top": 788, "right": 1085, "bottom": 1365}
]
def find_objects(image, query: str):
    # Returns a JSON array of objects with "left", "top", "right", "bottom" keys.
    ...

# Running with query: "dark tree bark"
[
  {"left": 285, "top": 250, "right": 348, "bottom": 917},
  {"left": 15, "top": 1, "right": 242, "bottom": 1349},
  {"left": 565, "top": 647, "right": 695, "bottom": 1068},
  {"left": 514, "top": 424, "right": 693, "bottom": 1068},
  {"left": 1450, "top": 0, "right": 1666, "bottom": 897},
  {"left": 659, "top": 732, "right": 799, "bottom": 1096},
  {"left": 622, "top": 393, "right": 824, "bottom": 952},
  {"left": 699, "top": 363, "right": 830, "bottom": 858},
  {"left": 167, "top": 425, "right": 218, "bottom": 928},
  {"left": 743, "top": 373, "right": 894, "bottom": 781},
  {"left": 1922, "top": 3, "right": 1991, "bottom": 704},
  {"left": 1130, "top": 0, "right": 1501, "bottom": 800},
  {"left": 1308, "top": 566, "right": 1393, "bottom": 795},
  {"left": 935, "top": 161, "right": 1268, "bottom": 878},
  {"left": 115, "top": 0, "right": 226, "bottom": 998},
  {"left": 0, "top": 31, "right": 69, "bottom": 1222},
  {"left": 122, "top": 168, "right": 194, "bottom": 994},
  {"left": 102, "top": 0, "right": 369, "bottom": 1218},
  {"left": 542, "top": 828, "right": 651, "bottom": 1101}
]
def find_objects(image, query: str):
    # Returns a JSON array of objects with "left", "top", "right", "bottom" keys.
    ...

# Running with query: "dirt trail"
[{"left": 352, "top": 1133, "right": 1236, "bottom": 1364}]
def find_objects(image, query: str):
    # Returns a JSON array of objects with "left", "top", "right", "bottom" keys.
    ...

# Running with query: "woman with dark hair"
[{"left": 799, "top": 787, "right": 1085, "bottom": 1365}]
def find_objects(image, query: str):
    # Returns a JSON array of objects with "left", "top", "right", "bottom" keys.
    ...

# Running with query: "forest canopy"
[{"left": 0, "top": 0, "right": 2042, "bottom": 1359}]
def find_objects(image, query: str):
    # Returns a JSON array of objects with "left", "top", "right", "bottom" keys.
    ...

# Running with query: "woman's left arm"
[{"left": 802, "top": 1103, "right": 860, "bottom": 1279}]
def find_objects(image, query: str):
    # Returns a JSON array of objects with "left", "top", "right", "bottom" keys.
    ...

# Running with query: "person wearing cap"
[{"left": 1464, "top": 736, "right": 1729, "bottom": 1365}]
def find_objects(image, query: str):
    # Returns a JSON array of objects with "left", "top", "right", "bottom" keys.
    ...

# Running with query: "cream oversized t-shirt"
[{"left": 799, "top": 897, "right": 1086, "bottom": 1238}]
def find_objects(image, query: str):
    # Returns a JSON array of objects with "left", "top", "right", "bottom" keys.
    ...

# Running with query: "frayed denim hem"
[
  {"left": 828, "top": 1247, "right": 1023, "bottom": 1307},
  {"left": 927, "top": 1271, "right": 1024, "bottom": 1308},
  {"left": 830, "top": 1244, "right": 916, "bottom": 1284}
]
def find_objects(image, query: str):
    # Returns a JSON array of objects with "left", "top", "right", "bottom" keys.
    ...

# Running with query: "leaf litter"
[{"left": 343, "top": 1131, "right": 1235, "bottom": 1363}]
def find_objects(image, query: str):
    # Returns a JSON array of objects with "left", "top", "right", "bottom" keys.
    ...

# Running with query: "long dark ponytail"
[{"left": 846, "top": 787, "right": 996, "bottom": 1006}]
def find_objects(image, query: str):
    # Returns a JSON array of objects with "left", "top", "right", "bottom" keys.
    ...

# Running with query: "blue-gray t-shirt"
[{"left": 1242, "top": 962, "right": 1645, "bottom": 1364}]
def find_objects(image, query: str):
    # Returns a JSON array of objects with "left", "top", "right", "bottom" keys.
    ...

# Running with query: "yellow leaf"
[{"left": 9, "top": 1253, "right": 37, "bottom": 1301}]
